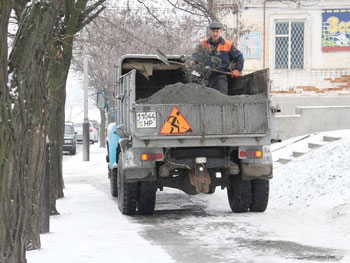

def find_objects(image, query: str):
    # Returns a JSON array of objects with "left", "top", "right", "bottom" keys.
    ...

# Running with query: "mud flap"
[{"left": 189, "top": 157, "right": 211, "bottom": 193}]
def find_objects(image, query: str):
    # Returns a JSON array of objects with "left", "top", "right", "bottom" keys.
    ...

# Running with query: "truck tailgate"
[{"left": 116, "top": 68, "right": 272, "bottom": 145}]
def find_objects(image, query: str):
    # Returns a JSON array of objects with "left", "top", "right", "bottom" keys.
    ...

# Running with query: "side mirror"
[{"left": 97, "top": 92, "right": 105, "bottom": 109}]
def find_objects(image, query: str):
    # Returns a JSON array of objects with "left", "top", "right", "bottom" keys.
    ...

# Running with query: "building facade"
[{"left": 225, "top": 0, "right": 350, "bottom": 94}]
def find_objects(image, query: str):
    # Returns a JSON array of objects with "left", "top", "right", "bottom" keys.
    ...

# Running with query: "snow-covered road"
[{"left": 27, "top": 130, "right": 350, "bottom": 263}]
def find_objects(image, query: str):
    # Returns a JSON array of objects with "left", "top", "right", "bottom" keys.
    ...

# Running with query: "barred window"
[{"left": 275, "top": 21, "right": 304, "bottom": 69}]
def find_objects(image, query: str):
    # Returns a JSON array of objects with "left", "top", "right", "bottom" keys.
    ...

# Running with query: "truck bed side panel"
[{"left": 116, "top": 67, "right": 272, "bottom": 146}]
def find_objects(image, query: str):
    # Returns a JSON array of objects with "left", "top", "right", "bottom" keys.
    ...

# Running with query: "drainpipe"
[{"left": 263, "top": 0, "right": 278, "bottom": 69}]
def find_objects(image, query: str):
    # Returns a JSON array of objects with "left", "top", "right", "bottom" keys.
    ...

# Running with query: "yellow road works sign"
[{"left": 159, "top": 106, "right": 194, "bottom": 134}]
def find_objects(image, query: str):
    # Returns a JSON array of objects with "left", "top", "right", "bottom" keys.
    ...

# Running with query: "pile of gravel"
[{"left": 136, "top": 82, "right": 265, "bottom": 105}]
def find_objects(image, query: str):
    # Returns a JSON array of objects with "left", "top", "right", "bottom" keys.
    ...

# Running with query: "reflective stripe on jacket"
[{"left": 199, "top": 37, "right": 244, "bottom": 72}]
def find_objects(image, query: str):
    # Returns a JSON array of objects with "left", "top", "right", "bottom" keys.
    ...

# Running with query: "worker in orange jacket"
[{"left": 190, "top": 21, "right": 244, "bottom": 94}]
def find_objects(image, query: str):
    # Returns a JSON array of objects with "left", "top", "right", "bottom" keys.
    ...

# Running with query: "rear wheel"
[
  {"left": 250, "top": 179, "right": 269, "bottom": 212},
  {"left": 117, "top": 154, "right": 137, "bottom": 215},
  {"left": 227, "top": 174, "right": 252, "bottom": 213},
  {"left": 110, "top": 168, "right": 118, "bottom": 197},
  {"left": 137, "top": 181, "right": 157, "bottom": 215}
]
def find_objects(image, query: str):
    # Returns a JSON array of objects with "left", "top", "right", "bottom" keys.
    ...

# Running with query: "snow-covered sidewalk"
[{"left": 27, "top": 145, "right": 174, "bottom": 263}]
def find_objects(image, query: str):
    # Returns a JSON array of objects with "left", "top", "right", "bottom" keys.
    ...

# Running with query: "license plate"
[{"left": 136, "top": 111, "right": 156, "bottom": 128}]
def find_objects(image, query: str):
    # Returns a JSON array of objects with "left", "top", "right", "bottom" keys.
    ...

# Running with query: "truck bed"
[{"left": 115, "top": 55, "right": 272, "bottom": 148}]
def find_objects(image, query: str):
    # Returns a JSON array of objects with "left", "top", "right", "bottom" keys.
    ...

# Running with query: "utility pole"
[{"left": 83, "top": 52, "right": 90, "bottom": 161}]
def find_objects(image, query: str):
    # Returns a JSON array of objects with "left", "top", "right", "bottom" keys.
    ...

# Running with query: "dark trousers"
[{"left": 207, "top": 73, "right": 228, "bottom": 95}]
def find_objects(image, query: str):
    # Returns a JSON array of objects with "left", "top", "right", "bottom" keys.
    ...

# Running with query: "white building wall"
[{"left": 235, "top": 0, "right": 350, "bottom": 92}]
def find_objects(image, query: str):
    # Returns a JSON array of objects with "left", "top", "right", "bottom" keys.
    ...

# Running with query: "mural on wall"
[
  {"left": 322, "top": 9, "right": 350, "bottom": 52},
  {"left": 241, "top": 31, "right": 261, "bottom": 58}
]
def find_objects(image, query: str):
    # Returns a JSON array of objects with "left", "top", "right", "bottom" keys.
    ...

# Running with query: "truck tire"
[
  {"left": 117, "top": 157, "right": 137, "bottom": 215},
  {"left": 110, "top": 168, "right": 118, "bottom": 197},
  {"left": 227, "top": 175, "right": 252, "bottom": 213},
  {"left": 250, "top": 179, "right": 269, "bottom": 212},
  {"left": 137, "top": 181, "right": 157, "bottom": 215}
]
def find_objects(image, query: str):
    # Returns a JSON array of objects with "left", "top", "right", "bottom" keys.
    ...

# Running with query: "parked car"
[
  {"left": 90, "top": 119, "right": 100, "bottom": 130},
  {"left": 89, "top": 121, "right": 98, "bottom": 143},
  {"left": 63, "top": 122, "right": 77, "bottom": 155},
  {"left": 74, "top": 122, "right": 83, "bottom": 142},
  {"left": 75, "top": 122, "right": 98, "bottom": 144},
  {"left": 90, "top": 119, "right": 100, "bottom": 140}
]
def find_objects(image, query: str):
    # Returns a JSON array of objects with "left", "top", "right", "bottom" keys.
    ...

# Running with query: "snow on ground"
[
  {"left": 26, "top": 146, "right": 174, "bottom": 263},
  {"left": 268, "top": 130, "right": 350, "bottom": 253},
  {"left": 26, "top": 129, "right": 350, "bottom": 263},
  {"left": 271, "top": 130, "right": 350, "bottom": 210}
]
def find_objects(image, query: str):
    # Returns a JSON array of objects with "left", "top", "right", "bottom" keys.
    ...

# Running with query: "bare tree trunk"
[
  {"left": 46, "top": 0, "right": 92, "bottom": 215},
  {"left": 1, "top": 0, "right": 61, "bottom": 261},
  {"left": 47, "top": 47, "right": 70, "bottom": 215},
  {"left": 0, "top": 5, "right": 26, "bottom": 260},
  {"left": 25, "top": 121, "right": 48, "bottom": 251},
  {"left": 1, "top": 0, "right": 105, "bottom": 261}
]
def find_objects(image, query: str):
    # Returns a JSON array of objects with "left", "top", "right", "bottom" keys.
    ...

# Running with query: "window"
[
  {"left": 65, "top": 125, "right": 74, "bottom": 134},
  {"left": 275, "top": 21, "right": 304, "bottom": 69}
]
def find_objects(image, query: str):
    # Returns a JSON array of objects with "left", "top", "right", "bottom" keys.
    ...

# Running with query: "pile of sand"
[{"left": 137, "top": 82, "right": 265, "bottom": 105}]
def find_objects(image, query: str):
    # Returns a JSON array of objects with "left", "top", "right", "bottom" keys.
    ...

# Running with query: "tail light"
[
  {"left": 239, "top": 149, "right": 263, "bottom": 159},
  {"left": 141, "top": 153, "right": 163, "bottom": 161}
]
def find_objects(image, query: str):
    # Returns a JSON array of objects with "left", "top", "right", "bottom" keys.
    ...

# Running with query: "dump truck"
[{"left": 105, "top": 53, "right": 279, "bottom": 215}]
